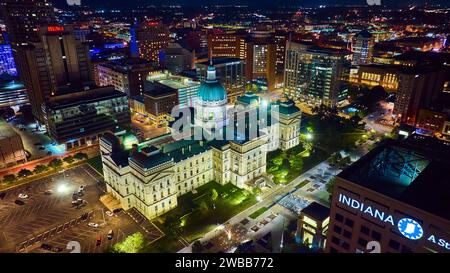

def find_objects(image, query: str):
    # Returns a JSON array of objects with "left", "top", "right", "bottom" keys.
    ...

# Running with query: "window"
[
  {"left": 333, "top": 225, "right": 342, "bottom": 234},
  {"left": 343, "top": 230, "right": 352, "bottom": 239},
  {"left": 358, "top": 238, "right": 368, "bottom": 247},
  {"left": 388, "top": 240, "right": 400, "bottom": 250},
  {"left": 335, "top": 213, "right": 344, "bottom": 223},
  {"left": 344, "top": 218, "right": 354, "bottom": 228},
  {"left": 401, "top": 246, "right": 413, "bottom": 253},
  {"left": 331, "top": 236, "right": 340, "bottom": 245},
  {"left": 341, "top": 241, "right": 350, "bottom": 250},
  {"left": 360, "top": 226, "right": 370, "bottom": 235},
  {"left": 371, "top": 231, "right": 381, "bottom": 241}
]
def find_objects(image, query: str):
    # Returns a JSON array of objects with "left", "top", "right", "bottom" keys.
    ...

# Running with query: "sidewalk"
[{"left": 0, "top": 144, "right": 99, "bottom": 177}]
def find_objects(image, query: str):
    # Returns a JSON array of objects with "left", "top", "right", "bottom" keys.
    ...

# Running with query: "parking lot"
[{"left": 0, "top": 164, "right": 162, "bottom": 253}]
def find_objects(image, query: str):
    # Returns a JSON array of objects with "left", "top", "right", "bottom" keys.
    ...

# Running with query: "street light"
[
  {"left": 305, "top": 133, "right": 313, "bottom": 141},
  {"left": 256, "top": 195, "right": 262, "bottom": 202},
  {"left": 57, "top": 183, "right": 68, "bottom": 194}
]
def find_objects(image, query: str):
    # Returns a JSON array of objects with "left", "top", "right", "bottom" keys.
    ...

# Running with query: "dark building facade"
[
  {"left": 196, "top": 58, "right": 245, "bottom": 103},
  {"left": 44, "top": 86, "right": 130, "bottom": 149},
  {"left": 12, "top": 25, "right": 91, "bottom": 122},
  {"left": 131, "top": 21, "right": 170, "bottom": 64},
  {"left": 326, "top": 137, "right": 450, "bottom": 253},
  {"left": 96, "top": 57, "right": 155, "bottom": 98}
]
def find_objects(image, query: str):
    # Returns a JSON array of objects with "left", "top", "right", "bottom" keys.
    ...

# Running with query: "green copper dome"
[{"left": 198, "top": 66, "right": 227, "bottom": 102}]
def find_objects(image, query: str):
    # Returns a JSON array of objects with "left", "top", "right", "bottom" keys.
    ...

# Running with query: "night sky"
[{"left": 52, "top": 0, "right": 450, "bottom": 9}]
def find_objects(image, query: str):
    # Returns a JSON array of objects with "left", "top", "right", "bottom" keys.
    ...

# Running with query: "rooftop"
[
  {"left": 197, "top": 57, "right": 243, "bottom": 66},
  {"left": 47, "top": 86, "right": 126, "bottom": 110},
  {"left": 338, "top": 136, "right": 450, "bottom": 221},
  {"left": 163, "top": 140, "right": 210, "bottom": 163},
  {"left": 0, "top": 119, "right": 19, "bottom": 139},
  {"left": 100, "top": 57, "right": 155, "bottom": 73},
  {"left": 0, "top": 80, "right": 25, "bottom": 92},
  {"left": 301, "top": 202, "right": 330, "bottom": 221},
  {"left": 130, "top": 148, "right": 172, "bottom": 170}
]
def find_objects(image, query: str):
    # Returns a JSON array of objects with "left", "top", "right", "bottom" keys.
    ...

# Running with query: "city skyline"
[{"left": 0, "top": 0, "right": 449, "bottom": 258}]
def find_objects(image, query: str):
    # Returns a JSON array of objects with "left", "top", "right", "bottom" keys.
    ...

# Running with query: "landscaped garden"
[
  {"left": 267, "top": 144, "right": 329, "bottom": 185},
  {"left": 153, "top": 181, "right": 257, "bottom": 245},
  {"left": 249, "top": 207, "right": 269, "bottom": 219}
]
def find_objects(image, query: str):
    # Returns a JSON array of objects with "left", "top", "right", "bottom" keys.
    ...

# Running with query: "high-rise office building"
[
  {"left": 196, "top": 58, "right": 245, "bottom": 103},
  {"left": 44, "top": 86, "right": 130, "bottom": 149},
  {"left": 393, "top": 65, "right": 449, "bottom": 125},
  {"left": 274, "top": 31, "right": 287, "bottom": 87},
  {"left": 0, "top": 44, "right": 17, "bottom": 76},
  {"left": 352, "top": 30, "right": 375, "bottom": 65},
  {"left": 245, "top": 28, "right": 277, "bottom": 90},
  {"left": 1, "top": 0, "right": 55, "bottom": 45},
  {"left": 13, "top": 25, "right": 91, "bottom": 122},
  {"left": 207, "top": 33, "right": 246, "bottom": 60},
  {"left": 145, "top": 71, "right": 200, "bottom": 108},
  {"left": 96, "top": 58, "right": 155, "bottom": 98},
  {"left": 131, "top": 21, "right": 170, "bottom": 64},
  {"left": 284, "top": 41, "right": 351, "bottom": 107},
  {"left": 326, "top": 136, "right": 450, "bottom": 253},
  {"left": 160, "top": 42, "right": 194, "bottom": 74}
]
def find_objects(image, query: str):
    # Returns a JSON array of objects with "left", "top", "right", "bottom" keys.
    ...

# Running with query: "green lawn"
[
  {"left": 87, "top": 155, "right": 103, "bottom": 175},
  {"left": 295, "top": 180, "right": 310, "bottom": 190},
  {"left": 153, "top": 181, "right": 257, "bottom": 243},
  {"left": 249, "top": 207, "right": 268, "bottom": 219}
]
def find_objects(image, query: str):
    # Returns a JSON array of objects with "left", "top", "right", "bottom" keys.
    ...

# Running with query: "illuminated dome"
[{"left": 197, "top": 66, "right": 227, "bottom": 104}]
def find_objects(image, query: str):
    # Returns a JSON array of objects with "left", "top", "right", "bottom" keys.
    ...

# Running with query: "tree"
[
  {"left": 73, "top": 152, "right": 88, "bottom": 161},
  {"left": 63, "top": 156, "right": 75, "bottom": 164},
  {"left": 210, "top": 189, "right": 218, "bottom": 201},
  {"left": 289, "top": 157, "right": 303, "bottom": 172},
  {"left": 33, "top": 164, "right": 49, "bottom": 174},
  {"left": 165, "top": 215, "right": 182, "bottom": 238},
  {"left": 326, "top": 177, "right": 336, "bottom": 202},
  {"left": 3, "top": 174, "right": 16, "bottom": 183},
  {"left": 112, "top": 232, "right": 145, "bottom": 253},
  {"left": 48, "top": 158, "right": 63, "bottom": 169},
  {"left": 17, "top": 169, "right": 33, "bottom": 178}
]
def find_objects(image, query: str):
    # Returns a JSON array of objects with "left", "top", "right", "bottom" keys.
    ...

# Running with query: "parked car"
[
  {"left": 44, "top": 190, "right": 53, "bottom": 195},
  {"left": 72, "top": 192, "right": 79, "bottom": 200},
  {"left": 112, "top": 208, "right": 123, "bottom": 214},
  {"left": 96, "top": 236, "right": 102, "bottom": 246},
  {"left": 88, "top": 222, "right": 99, "bottom": 228},
  {"left": 18, "top": 193, "right": 28, "bottom": 199},
  {"left": 105, "top": 211, "right": 114, "bottom": 217},
  {"left": 40, "top": 243, "right": 52, "bottom": 250},
  {"left": 15, "top": 199, "right": 25, "bottom": 205},
  {"left": 78, "top": 185, "right": 85, "bottom": 192},
  {"left": 107, "top": 230, "right": 114, "bottom": 240},
  {"left": 71, "top": 199, "right": 83, "bottom": 207},
  {"left": 51, "top": 246, "right": 63, "bottom": 253}
]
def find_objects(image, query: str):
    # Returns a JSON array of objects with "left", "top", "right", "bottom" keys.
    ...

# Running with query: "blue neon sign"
[{"left": 397, "top": 218, "right": 424, "bottom": 240}]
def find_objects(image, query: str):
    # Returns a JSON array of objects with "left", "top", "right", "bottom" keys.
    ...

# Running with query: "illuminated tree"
[
  {"left": 112, "top": 232, "right": 145, "bottom": 253},
  {"left": 3, "top": 174, "right": 16, "bottom": 183},
  {"left": 63, "top": 156, "right": 75, "bottom": 164},
  {"left": 17, "top": 169, "right": 33, "bottom": 178},
  {"left": 211, "top": 189, "right": 218, "bottom": 201},
  {"left": 33, "top": 164, "right": 49, "bottom": 174},
  {"left": 48, "top": 158, "right": 63, "bottom": 169}
]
